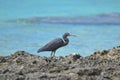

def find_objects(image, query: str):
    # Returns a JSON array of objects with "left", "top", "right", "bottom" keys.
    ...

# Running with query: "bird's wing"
[{"left": 37, "top": 38, "right": 64, "bottom": 52}]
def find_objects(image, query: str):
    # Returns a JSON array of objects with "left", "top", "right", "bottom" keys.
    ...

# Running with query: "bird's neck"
[{"left": 63, "top": 36, "right": 69, "bottom": 46}]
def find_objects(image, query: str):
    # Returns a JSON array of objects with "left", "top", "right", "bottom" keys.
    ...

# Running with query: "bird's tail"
[{"left": 37, "top": 48, "right": 44, "bottom": 53}]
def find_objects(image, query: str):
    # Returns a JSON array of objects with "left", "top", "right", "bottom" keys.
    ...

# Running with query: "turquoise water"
[
  {"left": 0, "top": 22, "right": 120, "bottom": 56},
  {"left": 0, "top": 0, "right": 120, "bottom": 56},
  {"left": 0, "top": 0, "right": 120, "bottom": 20}
]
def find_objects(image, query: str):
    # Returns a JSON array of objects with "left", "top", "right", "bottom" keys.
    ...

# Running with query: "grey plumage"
[{"left": 37, "top": 33, "right": 75, "bottom": 57}]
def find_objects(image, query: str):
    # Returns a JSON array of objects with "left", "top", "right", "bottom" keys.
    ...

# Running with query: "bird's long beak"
[{"left": 69, "top": 34, "right": 77, "bottom": 37}]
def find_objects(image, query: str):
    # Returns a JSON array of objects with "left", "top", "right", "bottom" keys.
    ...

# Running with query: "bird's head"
[{"left": 63, "top": 33, "right": 76, "bottom": 37}]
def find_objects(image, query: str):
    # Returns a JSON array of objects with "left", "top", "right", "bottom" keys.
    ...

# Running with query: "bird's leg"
[
  {"left": 50, "top": 51, "right": 53, "bottom": 57},
  {"left": 53, "top": 51, "right": 56, "bottom": 57}
]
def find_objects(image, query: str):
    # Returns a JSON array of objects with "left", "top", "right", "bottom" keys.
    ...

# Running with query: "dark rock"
[
  {"left": 3, "top": 69, "right": 9, "bottom": 74},
  {"left": 16, "top": 76, "right": 25, "bottom": 80},
  {"left": 15, "top": 57, "right": 24, "bottom": 64},
  {"left": 71, "top": 67, "right": 101, "bottom": 76},
  {"left": 100, "top": 50, "right": 109, "bottom": 55},
  {"left": 39, "top": 74, "right": 48, "bottom": 79},
  {"left": 32, "top": 60, "right": 37, "bottom": 64},
  {"left": 17, "top": 71, "right": 24, "bottom": 75},
  {"left": 0, "top": 57, "right": 7, "bottom": 63},
  {"left": 49, "top": 67, "right": 61, "bottom": 73},
  {"left": 0, "top": 46, "right": 120, "bottom": 80},
  {"left": 72, "top": 54, "right": 81, "bottom": 61}
]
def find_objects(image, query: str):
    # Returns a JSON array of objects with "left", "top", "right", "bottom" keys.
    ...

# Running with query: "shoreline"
[{"left": 0, "top": 46, "right": 120, "bottom": 80}]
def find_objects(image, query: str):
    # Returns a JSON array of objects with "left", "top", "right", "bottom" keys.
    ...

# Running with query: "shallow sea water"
[{"left": 0, "top": 22, "right": 120, "bottom": 57}]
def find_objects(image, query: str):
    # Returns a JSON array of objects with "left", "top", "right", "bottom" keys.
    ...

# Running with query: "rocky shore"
[{"left": 0, "top": 46, "right": 120, "bottom": 80}]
